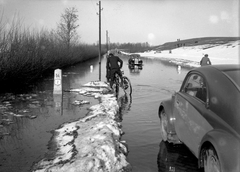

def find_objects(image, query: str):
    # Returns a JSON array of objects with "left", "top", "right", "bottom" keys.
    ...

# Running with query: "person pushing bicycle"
[{"left": 106, "top": 52, "right": 123, "bottom": 88}]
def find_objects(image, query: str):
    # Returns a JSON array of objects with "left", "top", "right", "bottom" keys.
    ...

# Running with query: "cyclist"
[{"left": 106, "top": 53, "right": 123, "bottom": 88}]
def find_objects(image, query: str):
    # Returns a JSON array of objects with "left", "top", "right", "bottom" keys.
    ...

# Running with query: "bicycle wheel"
[
  {"left": 122, "top": 76, "right": 132, "bottom": 95},
  {"left": 112, "top": 73, "right": 120, "bottom": 97}
]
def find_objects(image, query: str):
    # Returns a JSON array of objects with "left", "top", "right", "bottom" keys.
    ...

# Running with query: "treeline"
[
  {"left": 0, "top": 8, "right": 104, "bottom": 89},
  {"left": 108, "top": 42, "right": 151, "bottom": 53},
  {"left": 0, "top": 25, "right": 102, "bottom": 86}
]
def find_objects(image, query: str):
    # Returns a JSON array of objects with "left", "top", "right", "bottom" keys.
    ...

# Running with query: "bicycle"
[{"left": 112, "top": 70, "right": 132, "bottom": 97}]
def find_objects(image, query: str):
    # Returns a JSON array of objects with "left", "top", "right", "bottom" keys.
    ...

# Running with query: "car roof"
[
  {"left": 192, "top": 64, "right": 240, "bottom": 88},
  {"left": 195, "top": 64, "right": 240, "bottom": 72},
  {"left": 211, "top": 64, "right": 240, "bottom": 71}
]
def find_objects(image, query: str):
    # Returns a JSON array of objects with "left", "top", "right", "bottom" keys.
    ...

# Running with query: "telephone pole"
[
  {"left": 106, "top": 30, "right": 108, "bottom": 52},
  {"left": 97, "top": 1, "right": 103, "bottom": 81}
]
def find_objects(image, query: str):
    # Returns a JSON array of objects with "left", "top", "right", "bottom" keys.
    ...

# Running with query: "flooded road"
[{"left": 0, "top": 55, "right": 200, "bottom": 172}]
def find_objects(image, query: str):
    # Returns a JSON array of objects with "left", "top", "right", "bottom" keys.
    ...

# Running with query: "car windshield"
[{"left": 224, "top": 69, "right": 240, "bottom": 88}]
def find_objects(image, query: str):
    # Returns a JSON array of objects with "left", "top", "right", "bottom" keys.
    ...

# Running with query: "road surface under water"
[{"left": 0, "top": 55, "right": 200, "bottom": 172}]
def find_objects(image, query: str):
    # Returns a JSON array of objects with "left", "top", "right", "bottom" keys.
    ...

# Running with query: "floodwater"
[{"left": 0, "top": 55, "right": 200, "bottom": 172}]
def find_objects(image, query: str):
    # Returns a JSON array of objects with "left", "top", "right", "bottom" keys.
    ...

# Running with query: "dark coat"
[
  {"left": 107, "top": 55, "right": 123, "bottom": 69},
  {"left": 200, "top": 56, "right": 211, "bottom": 66}
]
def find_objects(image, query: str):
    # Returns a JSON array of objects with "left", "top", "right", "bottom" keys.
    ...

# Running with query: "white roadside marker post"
[
  {"left": 53, "top": 69, "right": 63, "bottom": 115},
  {"left": 90, "top": 65, "right": 93, "bottom": 73},
  {"left": 53, "top": 69, "right": 62, "bottom": 94}
]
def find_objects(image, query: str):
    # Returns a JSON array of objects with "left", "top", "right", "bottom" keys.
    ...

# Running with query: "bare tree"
[{"left": 57, "top": 7, "right": 79, "bottom": 48}]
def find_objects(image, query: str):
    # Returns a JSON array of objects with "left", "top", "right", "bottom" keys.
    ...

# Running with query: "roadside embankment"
[{"left": 32, "top": 81, "right": 131, "bottom": 172}]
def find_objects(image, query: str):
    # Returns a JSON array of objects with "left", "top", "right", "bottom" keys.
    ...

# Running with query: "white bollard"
[
  {"left": 53, "top": 69, "right": 62, "bottom": 94},
  {"left": 177, "top": 65, "right": 181, "bottom": 74},
  {"left": 90, "top": 65, "right": 93, "bottom": 73}
]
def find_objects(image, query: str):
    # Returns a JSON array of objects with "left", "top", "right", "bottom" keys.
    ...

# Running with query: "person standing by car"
[
  {"left": 200, "top": 54, "right": 212, "bottom": 66},
  {"left": 106, "top": 53, "right": 123, "bottom": 88}
]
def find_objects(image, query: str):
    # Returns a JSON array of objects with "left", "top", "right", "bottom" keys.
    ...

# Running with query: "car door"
[{"left": 173, "top": 73, "right": 213, "bottom": 156}]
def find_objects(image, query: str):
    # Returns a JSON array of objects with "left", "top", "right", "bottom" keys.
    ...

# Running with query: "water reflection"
[
  {"left": 117, "top": 94, "right": 132, "bottom": 122},
  {"left": 157, "top": 141, "right": 200, "bottom": 172},
  {"left": 0, "top": 57, "right": 103, "bottom": 172},
  {"left": 53, "top": 94, "right": 63, "bottom": 116},
  {"left": 90, "top": 65, "right": 94, "bottom": 73},
  {"left": 0, "top": 87, "right": 95, "bottom": 171},
  {"left": 176, "top": 65, "right": 181, "bottom": 74},
  {"left": 128, "top": 65, "right": 143, "bottom": 75}
]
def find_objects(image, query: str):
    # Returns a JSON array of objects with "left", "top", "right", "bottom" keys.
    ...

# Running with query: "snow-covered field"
[{"left": 136, "top": 40, "right": 240, "bottom": 67}]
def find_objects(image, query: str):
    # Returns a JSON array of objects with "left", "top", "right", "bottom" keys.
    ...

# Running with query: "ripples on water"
[{"left": 0, "top": 56, "right": 200, "bottom": 172}]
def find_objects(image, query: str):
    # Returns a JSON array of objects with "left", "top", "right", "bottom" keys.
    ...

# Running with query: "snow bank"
[
  {"left": 137, "top": 40, "right": 240, "bottom": 67},
  {"left": 32, "top": 81, "right": 131, "bottom": 172}
]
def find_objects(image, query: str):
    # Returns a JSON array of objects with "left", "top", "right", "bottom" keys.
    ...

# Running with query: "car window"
[{"left": 181, "top": 74, "right": 207, "bottom": 102}]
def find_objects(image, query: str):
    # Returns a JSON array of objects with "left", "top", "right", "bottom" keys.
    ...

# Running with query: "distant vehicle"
[
  {"left": 158, "top": 64, "right": 240, "bottom": 172},
  {"left": 128, "top": 54, "right": 143, "bottom": 68}
]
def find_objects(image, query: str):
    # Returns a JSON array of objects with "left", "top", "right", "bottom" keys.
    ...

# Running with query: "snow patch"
[
  {"left": 32, "top": 81, "right": 131, "bottom": 172},
  {"left": 137, "top": 40, "right": 239, "bottom": 67}
]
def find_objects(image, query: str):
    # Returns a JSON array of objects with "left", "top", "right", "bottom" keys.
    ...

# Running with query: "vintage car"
[
  {"left": 128, "top": 54, "right": 143, "bottom": 67},
  {"left": 158, "top": 64, "right": 240, "bottom": 172}
]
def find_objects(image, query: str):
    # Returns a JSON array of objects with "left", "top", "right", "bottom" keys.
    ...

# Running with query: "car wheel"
[
  {"left": 160, "top": 109, "right": 168, "bottom": 141},
  {"left": 204, "top": 146, "right": 221, "bottom": 172}
]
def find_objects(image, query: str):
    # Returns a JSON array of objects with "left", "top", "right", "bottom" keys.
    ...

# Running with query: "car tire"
[
  {"left": 203, "top": 146, "right": 221, "bottom": 172},
  {"left": 160, "top": 109, "right": 168, "bottom": 141}
]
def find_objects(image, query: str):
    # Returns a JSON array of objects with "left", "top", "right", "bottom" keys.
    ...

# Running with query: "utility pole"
[
  {"left": 106, "top": 30, "right": 108, "bottom": 52},
  {"left": 97, "top": 1, "right": 103, "bottom": 81}
]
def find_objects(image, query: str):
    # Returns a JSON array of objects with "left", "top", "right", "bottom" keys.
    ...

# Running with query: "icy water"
[{"left": 0, "top": 55, "right": 200, "bottom": 172}]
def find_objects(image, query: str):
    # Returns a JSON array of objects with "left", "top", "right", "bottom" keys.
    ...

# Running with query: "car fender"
[
  {"left": 159, "top": 96, "right": 176, "bottom": 134},
  {"left": 199, "top": 130, "right": 240, "bottom": 172}
]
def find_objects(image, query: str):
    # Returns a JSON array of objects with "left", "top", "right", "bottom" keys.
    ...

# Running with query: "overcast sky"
[{"left": 0, "top": 0, "right": 239, "bottom": 45}]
